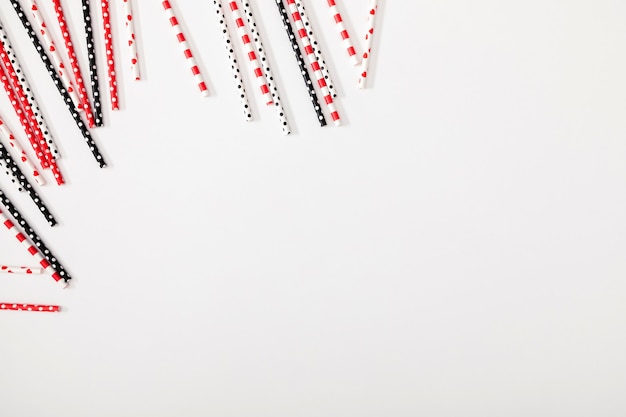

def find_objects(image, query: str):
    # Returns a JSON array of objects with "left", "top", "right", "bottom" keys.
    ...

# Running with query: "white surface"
[{"left": 1, "top": 1, "right": 626, "bottom": 416}]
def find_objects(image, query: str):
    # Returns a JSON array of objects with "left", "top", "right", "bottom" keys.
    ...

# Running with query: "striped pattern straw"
[
  {"left": 326, "top": 0, "right": 360, "bottom": 66},
  {"left": 101, "top": 0, "right": 119, "bottom": 109},
  {"left": 82, "top": 0, "right": 104, "bottom": 126},
  {"left": 0, "top": 303, "right": 60, "bottom": 312},
  {"left": 0, "top": 117, "right": 45, "bottom": 186},
  {"left": 1, "top": 266, "right": 43, "bottom": 274},
  {"left": 121, "top": 0, "right": 140, "bottom": 80},
  {"left": 358, "top": 0, "right": 378, "bottom": 89},
  {"left": 162, "top": 0, "right": 209, "bottom": 96}
]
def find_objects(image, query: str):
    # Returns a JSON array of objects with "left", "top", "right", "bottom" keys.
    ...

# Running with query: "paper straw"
[
  {"left": 10, "top": 0, "right": 108, "bottom": 168},
  {"left": 0, "top": 146, "right": 24, "bottom": 191},
  {"left": 241, "top": 0, "right": 291, "bottom": 134},
  {"left": 358, "top": 0, "right": 378, "bottom": 89},
  {"left": 1, "top": 266, "right": 43, "bottom": 274},
  {"left": 24, "top": 0, "right": 82, "bottom": 111},
  {"left": 286, "top": 0, "right": 340, "bottom": 125},
  {"left": 274, "top": 0, "right": 326, "bottom": 127},
  {"left": 121, "top": 0, "right": 140, "bottom": 80},
  {"left": 227, "top": 1, "right": 273, "bottom": 106},
  {"left": 0, "top": 208, "right": 66, "bottom": 288},
  {"left": 52, "top": 0, "right": 97, "bottom": 128},
  {"left": 326, "top": 0, "right": 360, "bottom": 66},
  {"left": 295, "top": 0, "right": 337, "bottom": 99},
  {"left": 0, "top": 17, "right": 60, "bottom": 159},
  {"left": 0, "top": 188, "right": 70, "bottom": 282},
  {"left": 82, "top": 0, "right": 104, "bottom": 126},
  {"left": 101, "top": 0, "right": 119, "bottom": 110},
  {"left": 0, "top": 117, "right": 45, "bottom": 186},
  {"left": 0, "top": 303, "right": 60, "bottom": 312},
  {"left": 162, "top": 0, "right": 209, "bottom": 96},
  {"left": 211, "top": 0, "right": 252, "bottom": 121}
]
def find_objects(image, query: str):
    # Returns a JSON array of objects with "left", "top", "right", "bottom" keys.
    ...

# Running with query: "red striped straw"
[
  {"left": 101, "top": 0, "right": 119, "bottom": 109},
  {"left": 285, "top": 0, "right": 341, "bottom": 125},
  {"left": 0, "top": 117, "right": 45, "bottom": 186},
  {"left": 227, "top": 0, "right": 272, "bottom": 106},
  {"left": 326, "top": 0, "right": 360, "bottom": 66},
  {"left": 162, "top": 0, "right": 209, "bottom": 96},
  {"left": 0, "top": 303, "right": 60, "bottom": 312},
  {"left": 121, "top": 0, "right": 140, "bottom": 80},
  {"left": 1, "top": 265, "right": 43, "bottom": 274},
  {"left": 0, "top": 208, "right": 67, "bottom": 289},
  {"left": 24, "top": 0, "right": 82, "bottom": 111},
  {"left": 358, "top": 0, "right": 378, "bottom": 89},
  {"left": 51, "top": 0, "right": 96, "bottom": 128}
]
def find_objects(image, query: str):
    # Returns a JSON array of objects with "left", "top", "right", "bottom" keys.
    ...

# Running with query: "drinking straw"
[
  {"left": 24, "top": 0, "right": 83, "bottom": 111},
  {"left": 121, "top": 0, "right": 140, "bottom": 81},
  {"left": 0, "top": 207, "right": 66, "bottom": 288},
  {"left": 273, "top": 0, "right": 326, "bottom": 127},
  {"left": 241, "top": 0, "right": 291, "bottom": 134},
  {"left": 0, "top": 303, "right": 60, "bottom": 312},
  {"left": 0, "top": 147, "right": 24, "bottom": 191},
  {"left": 162, "top": 0, "right": 209, "bottom": 96},
  {"left": 227, "top": 0, "right": 273, "bottom": 106},
  {"left": 295, "top": 0, "right": 337, "bottom": 98},
  {"left": 0, "top": 117, "right": 45, "bottom": 186},
  {"left": 51, "top": 0, "right": 97, "bottom": 128},
  {"left": 211, "top": 0, "right": 252, "bottom": 121},
  {"left": 101, "top": 0, "right": 119, "bottom": 110},
  {"left": 0, "top": 188, "right": 70, "bottom": 282},
  {"left": 358, "top": 0, "right": 378, "bottom": 89},
  {"left": 0, "top": 17, "right": 60, "bottom": 159},
  {"left": 326, "top": 0, "right": 359, "bottom": 66},
  {"left": 10, "top": 0, "right": 108, "bottom": 168},
  {"left": 81, "top": 0, "right": 104, "bottom": 126},
  {"left": 1, "top": 266, "right": 43, "bottom": 274},
  {"left": 285, "top": 0, "right": 341, "bottom": 125}
]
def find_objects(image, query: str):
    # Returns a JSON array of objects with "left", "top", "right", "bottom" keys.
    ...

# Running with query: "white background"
[{"left": 1, "top": 1, "right": 626, "bottom": 416}]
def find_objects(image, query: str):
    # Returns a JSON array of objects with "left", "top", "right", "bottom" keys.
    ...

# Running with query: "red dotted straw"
[
  {"left": 101, "top": 0, "right": 119, "bottom": 110},
  {"left": 0, "top": 117, "right": 45, "bottom": 186},
  {"left": 162, "top": 0, "right": 209, "bottom": 96},
  {"left": 358, "top": 0, "right": 379, "bottom": 89},
  {"left": 0, "top": 303, "right": 60, "bottom": 312},
  {"left": 326, "top": 0, "right": 360, "bottom": 66},
  {"left": 1, "top": 266, "right": 43, "bottom": 274},
  {"left": 121, "top": 0, "right": 140, "bottom": 80}
]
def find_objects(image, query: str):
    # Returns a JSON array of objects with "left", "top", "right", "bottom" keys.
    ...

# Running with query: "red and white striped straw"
[
  {"left": 24, "top": 0, "right": 82, "bottom": 111},
  {"left": 162, "top": 0, "right": 209, "bottom": 96},
  {"left": 227, "top": 0, "right": 272, "bottom": 106},
  {"left": 0, "top": 303, "right": 60, "bottom": 312},
  {"left": 0, "top": 117, "right": 45, "bottom": 186},
  {"left": 1, "top": 265, "right": 43, "bottom": 274},
  {"left": 101, "top": 0, "right": 120, "bottom": 109},
  {"left": 51, "top": 0, "right": 96, "bottom": 128},
  {"left": 0, "top": 208, "right": 67, "bottom": 289},
  {"left": 326, "top": 0, "right": 359, "bottom": 66},
  {"left": 358, "top": 0, "right": 378, "bottom": 89},
  {"left": 121, "top": 0, "right": 140, "bottom": 80},
  {"left": 285, "top": 0, "right": 341, "bottom": 125}
]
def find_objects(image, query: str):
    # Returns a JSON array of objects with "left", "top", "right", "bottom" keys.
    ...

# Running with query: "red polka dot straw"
[
  {"left": 0, "top": 303, "right": 60, "bottom": 312},
  {"left": 285, "top": 0, "right": 341, "bottom": 125},
  {"left": 227, "top": 0, "right": 273, "bottom": 106},
  {"left": 101, "top": 0, "right": 119, "bottom": 110},
  {"left": 0, "top": 208, "right": 67, "bottom": 289},
  {"left": 358, "top": 0, "right": 379, "bottom": 89},
  {"left": 326, "top": 0, "right": 360, "bottom": 66},
  {"left": 51, "top": 0, "right": 97, "bottom": 128},
  {"left": 0, "top": 266, "right": 43, "bottom": 274},
  {"left": 0, "top": 117, "right": 45, "bottom": 187},
  {"left": 121, "top": 0, "right": 140, "bottom": 81}
]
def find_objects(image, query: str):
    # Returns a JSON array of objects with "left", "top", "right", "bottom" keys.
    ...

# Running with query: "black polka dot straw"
[
  {"left": 0, "top": 187, "right": 70, "bottom": 285},
  {"left": 274, "top": 0, "right": 326, "bottom": 127},
  {"left": 10, "top": 0, "right": 107, "bottom": 167},
  {"left": 0, "top": 143, "right": 23, "bottom": 192},
  {"left": 81, "top": 0, "right": 104, "bottom": 126}
]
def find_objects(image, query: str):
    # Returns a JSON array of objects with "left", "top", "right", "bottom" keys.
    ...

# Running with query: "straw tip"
[
  {"left": 59, "top": 280, "right": 70, "bottom": 290},
  {"left": 200, "top": 90, "right": 210, "bottom": 98}
]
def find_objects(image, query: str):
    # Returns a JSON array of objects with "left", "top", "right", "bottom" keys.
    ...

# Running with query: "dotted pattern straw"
[
  {"left": 0, "top": 188, "right": 69, "bottom": 282},
  {"left": 0, "top": 17, "right": 60, "bottom": 159},
  {"left": 0, "top": 117, "right": 45, "bottom": 187},
  {"left": 241, "top": 0, "right": 291, "bottom": 134},
  {"left": 227, "top": 1, "right": 273, "bottom": 106},
  {"left": 1, "top": 265, "right": 43, "bottom": 274},
  {"left": 82, "top": 0, "right": 104, "bottom": 126},
  {"left": 211, "top": 0, "right": 252, "bottom": 121},
  {"left": 121, "top": 0, "right": 140, "bottom": 81},
  {"left": 10, "top": 0, "right": 108, "bottom": 168},
  {"left": 295, "top": 0, "right": 337, "bottom": 99},
  {"left": 0, "top": 208, "right": 66, "bottom": 289},
  {"left": 101, "top": 0, "right": 119, "bottom": 110},
  {"left": 52, "top": 0, "right": 97, "bottom": 128},
  {"left": 0, "top": 144, "right": 24, "bottom": 191},
  {"left": 285, "top": 0, "right": 341, "bottom": 125},
  {"left": 0, "top": 303, "right": 60, "bottom": 312},
  {"left": 162, "top": 1, "right": 209, "bottom": 96},
  {"left": 358, "top": 0, "right": 378, "bottom": 89},
  {"left": 326, "top": 0, "right": 360, "bottom": 66},
  {"left": 274, "top": 0, "right": 326, "bottom": 127},
  {"left": 24, "top": 0, "right": 83, "bottom": 111}
]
